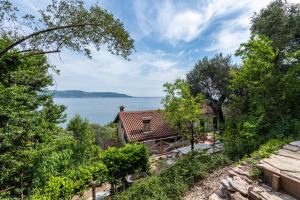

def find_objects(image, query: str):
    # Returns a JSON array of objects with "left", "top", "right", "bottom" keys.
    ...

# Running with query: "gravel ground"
[{"left": 183, "top": 166, "right": 232, "bottom": 200}]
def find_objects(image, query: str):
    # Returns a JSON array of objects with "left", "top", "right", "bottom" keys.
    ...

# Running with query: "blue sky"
[{"left": 12, "top": 0, "right": 300, "bottom": 96}]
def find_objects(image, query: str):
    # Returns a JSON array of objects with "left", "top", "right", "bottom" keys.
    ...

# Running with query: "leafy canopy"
[
  {"left": 251, "top": 0, "right": 300, "bottom": 51},
  {"left": 0, "top": 0, "right": 134, "bottom": 59},
  {"left": 186, "top": 53, "right": 233, "bottom": 123},
  {"left": 162, "top": 79, "right": 203, "bottom": 150}
]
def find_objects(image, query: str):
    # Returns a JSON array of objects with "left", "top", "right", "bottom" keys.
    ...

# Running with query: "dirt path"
[{"left": 183, "top": 166, "right": 231, "bottom": 200}]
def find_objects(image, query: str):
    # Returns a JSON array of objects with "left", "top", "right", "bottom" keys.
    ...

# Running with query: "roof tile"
[{"left": 118, "top": 110, "right": 177, "bottom": 142}]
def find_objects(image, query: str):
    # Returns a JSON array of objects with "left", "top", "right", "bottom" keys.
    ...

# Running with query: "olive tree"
[{"left": 186, "top": 53, "right": 233, "bottom": 124}]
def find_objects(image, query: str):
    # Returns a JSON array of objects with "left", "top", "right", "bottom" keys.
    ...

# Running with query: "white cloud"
[
  {"left": 165, "top": 11, "right": 204, "bottom": 42},
  {"left": 206, "top": 0, "right": 300, "bottom": 53},
  {"left": 206, "top": 14, "right": 251, "bottom": 53},
  {"left": 133, "top": 0, "right": 275, "bottom": 44},
  {"left": 134, "top": 0, "right": 300, "bottom": 46},
  {"left": 48, "top": 48, "right": 186, "bottom": 97}
]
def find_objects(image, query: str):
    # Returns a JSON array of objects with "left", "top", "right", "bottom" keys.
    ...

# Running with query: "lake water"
[{"left": 54, "top": 97, "right": 163, "bottom": 126}]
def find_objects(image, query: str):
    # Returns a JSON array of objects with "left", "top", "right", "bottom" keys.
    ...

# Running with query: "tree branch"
[
  {"left": 23, "top": 49, "right": 61, "bottom": 57},
  {"left": 0, "top": 23, "right": 96, "bottom": 58},
  {"left": 0, "top": 186, "right": 15, "bottom": 193}
]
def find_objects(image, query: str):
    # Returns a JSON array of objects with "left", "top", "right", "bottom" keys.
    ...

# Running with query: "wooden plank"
[
  {"left": 290, "top": 141, "right": 300, "bottom": 148},
  {"left": 275, "top": 149, "right": 300, "bottom": 161},
  {"left": 283, "top": 144, "right": 300, "bottom": 152},
  {"left": 263, "top": 154, "right": 300, "bottom": 173},
  {"left": 257, "top": 162, "right": 281, "bottom": 174},
  {"left": 251, "top": 185, "right": 298, "bottom": 200},
  {"left": 271, "top": 174, "right": 280, "bottom": 191},
  {"left": 259, "top": 191, "right": 297, "bottom": 200}
]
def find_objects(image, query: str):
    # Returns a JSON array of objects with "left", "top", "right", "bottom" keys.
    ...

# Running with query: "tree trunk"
[
  {"left": 210, "top": 102, "right": 225, "bottom": 125},
  {"left": 190, "top": 123, "right": 195, "bottom": 155},
  {"left": 217, "top": 106, "right": 225, "bottom": 124},
  {"left": 110, "top": 181, "right": 115, "bottom": 195},
  {"left": 92, "top": 182, "right": 96, "bottom": 200}
]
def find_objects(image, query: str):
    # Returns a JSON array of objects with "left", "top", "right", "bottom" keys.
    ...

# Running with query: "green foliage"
[
  {"left": 222, "top": 117, "right": 264, "bottom": 160},
  {"left": 0, "top": 0, "right": 134, "bottom": 59},
  {"left": 239, "top": 138, "right": 291, "bottom": 181},
  {"left": 0, "top": 40, "right": 107, "bottom": 199},
  {"left": 32, "top": 162, "right": 107, "bottom": 200},
  {"left": 224, "top": 34, "right": 300, "bottom": 159},
  {"left": 0, "top": 40, "right": 66, "bottom": 197},
  {"left": 114, "top": 152, "right": 231, "bottom": 200},
  {"left": 67, "top": 115, "right": 100, "bottom": 165},
  {"left": 90, "top": 123, "right": 119, "bottom": 149},
  {"left": 162, "top": 79, "right": 204, "bottom": 150},
  {"left": 251, "top": 0, "right": 300, "bottom": 50},
  {"left": 101, "top": 143, "right": 149, "bottom": 184},
  {"left": 250, "top": 167, "right": 262, "bottom": 180},
  {"left": 248, "top": 139, "right": 290, "bottom": 161},
  {"left": 186, "top": 53, "right": 234, "bottom": 123}
]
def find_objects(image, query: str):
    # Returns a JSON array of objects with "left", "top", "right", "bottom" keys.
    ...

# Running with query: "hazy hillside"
[{"left": 50, "top": 90, "right": 132, "bottom": 98}]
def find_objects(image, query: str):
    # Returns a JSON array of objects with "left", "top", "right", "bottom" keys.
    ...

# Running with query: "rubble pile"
[{"left": 209, "top": 165, "right": 297, "bottom": 200}]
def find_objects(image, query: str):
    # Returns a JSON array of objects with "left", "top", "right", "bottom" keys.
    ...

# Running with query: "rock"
[
  {"left": 209, "top": 193, "right": 224, "bottom": 200},
  {"left": 228, "top": 176, "right": 250, "bottom": 196},
  {"left": 221, "top": 177, "right": 235, "bottom": 192},
  {"left": 228, "top": 170, "right": 239, "bottom": 178},
  {"left": 216, "top": 184, "right": 228, "bottom": 198},
  {"left": 231, "top": 167, "right": 251, "bottom": 179},
  {"left": 248, "top": 190, "right": 262, "bottom": 200},
  {"left": 230, "top": 192, "right": 248, "bottom": 200},
  {"left": 250, "top": 185, "right": 298, "bottom": 200}
]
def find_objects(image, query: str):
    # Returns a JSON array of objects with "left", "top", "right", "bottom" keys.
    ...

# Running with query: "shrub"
[
  {"left": 114, "top": 152, "right": 231, "bottom": 200},
  {"left": 222, "top": 117, "right": 264, "bottom": 160},
  {"left": 90, "top": 123, "right": 120, "bottom": 149},
  {"left": 31, "top": 162, "right": 108, "bottom": 199},
  {"left": 223, "top": 115, "right": 299, "bottom": 160},
  {"left": 101, "top": 143, "right": 149, "bottom": 191}
]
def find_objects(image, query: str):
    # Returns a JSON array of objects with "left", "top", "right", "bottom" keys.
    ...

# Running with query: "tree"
[
  {"left": 251, "top": 0, "right": 300, "bottom": 51},
  {"left": 162, "top": 79, "right": 204, "bottom": 152},
  {"left": 0, "top": 0, "right": 134, "bottom": 59},
  {"left": 224, "top": 35, "right": 300, "bottom": 159},
  {"left": 186, "top": 53, "right": 233, "bottom": 124},
  {"left": 0, "top": 39, "right": 66, "bottom": 198},
  {"left": 101, "top": 144, "right": 149, "bottom": 193},
  {"left": 90, "top": 123, "right": 120, "bottom": 149},
  {"left": 67, "top": 115, "right": 100, "bottom": 165}
]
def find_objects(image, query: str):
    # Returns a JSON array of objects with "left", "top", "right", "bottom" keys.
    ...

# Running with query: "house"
[
  {"left": 113, "top": 105, "right": 219, "bottom": 148},
  {"left": 113, "top": 106, "right": 178, "bottom": 147}
]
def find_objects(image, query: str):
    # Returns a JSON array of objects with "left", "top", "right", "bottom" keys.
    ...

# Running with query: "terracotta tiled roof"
[{"left": 116, "top": 110, "right": 177, "bottom": 142}]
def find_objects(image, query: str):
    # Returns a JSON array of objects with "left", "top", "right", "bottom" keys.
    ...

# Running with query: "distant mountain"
[{"left": 50, "top": 90, "right": 132, "bottom": 98}]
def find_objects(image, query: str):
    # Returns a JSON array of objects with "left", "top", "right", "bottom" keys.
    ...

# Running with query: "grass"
[{"left": 113, "top": 152, "right": 231, "bottom": 200}]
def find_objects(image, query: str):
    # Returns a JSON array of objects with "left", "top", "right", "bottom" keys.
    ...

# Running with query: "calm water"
[{"left": 54, "top": 97, "right": 163, "bottom": 126}]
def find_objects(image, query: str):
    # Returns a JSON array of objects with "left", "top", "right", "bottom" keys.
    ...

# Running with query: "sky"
[{"left": 12, "top": 0, "right": 300, "bottom": 97}]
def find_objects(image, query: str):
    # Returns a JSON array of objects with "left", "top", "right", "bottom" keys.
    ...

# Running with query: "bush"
[
  {"left": 90, "top": 123, "right": 119, "bottom": 149},
  {"left": 222, "top": 117, "right": 264, "bottom": 160},
  {"left": 101, "top": 143, "right": 149, "bottom": 190},
  {"left": 32, "top": 162, "right": 108, "bottom": 200},
  {"left": 113, "top": 152, "right": 231, "bottom": 200},
  {"left": 222, "top": 115, "right": 300, "bottom": 160}
]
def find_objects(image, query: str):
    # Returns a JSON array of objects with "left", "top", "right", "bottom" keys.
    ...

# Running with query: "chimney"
[
  {"left": 142, "top": 117, "right": 151, "bottom": 132},
  {"left": 119, "top": 105, "right": 125, "bottom": 112}
]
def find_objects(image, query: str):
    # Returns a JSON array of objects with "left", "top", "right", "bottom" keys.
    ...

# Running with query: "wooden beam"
[{"left": 272, "top": 174, "right": 280, "bottom": 191}]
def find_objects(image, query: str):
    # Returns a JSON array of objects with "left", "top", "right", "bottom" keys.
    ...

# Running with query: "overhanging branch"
[{"left": 0, "top": 23, "right": 96, "bottom": 58}]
